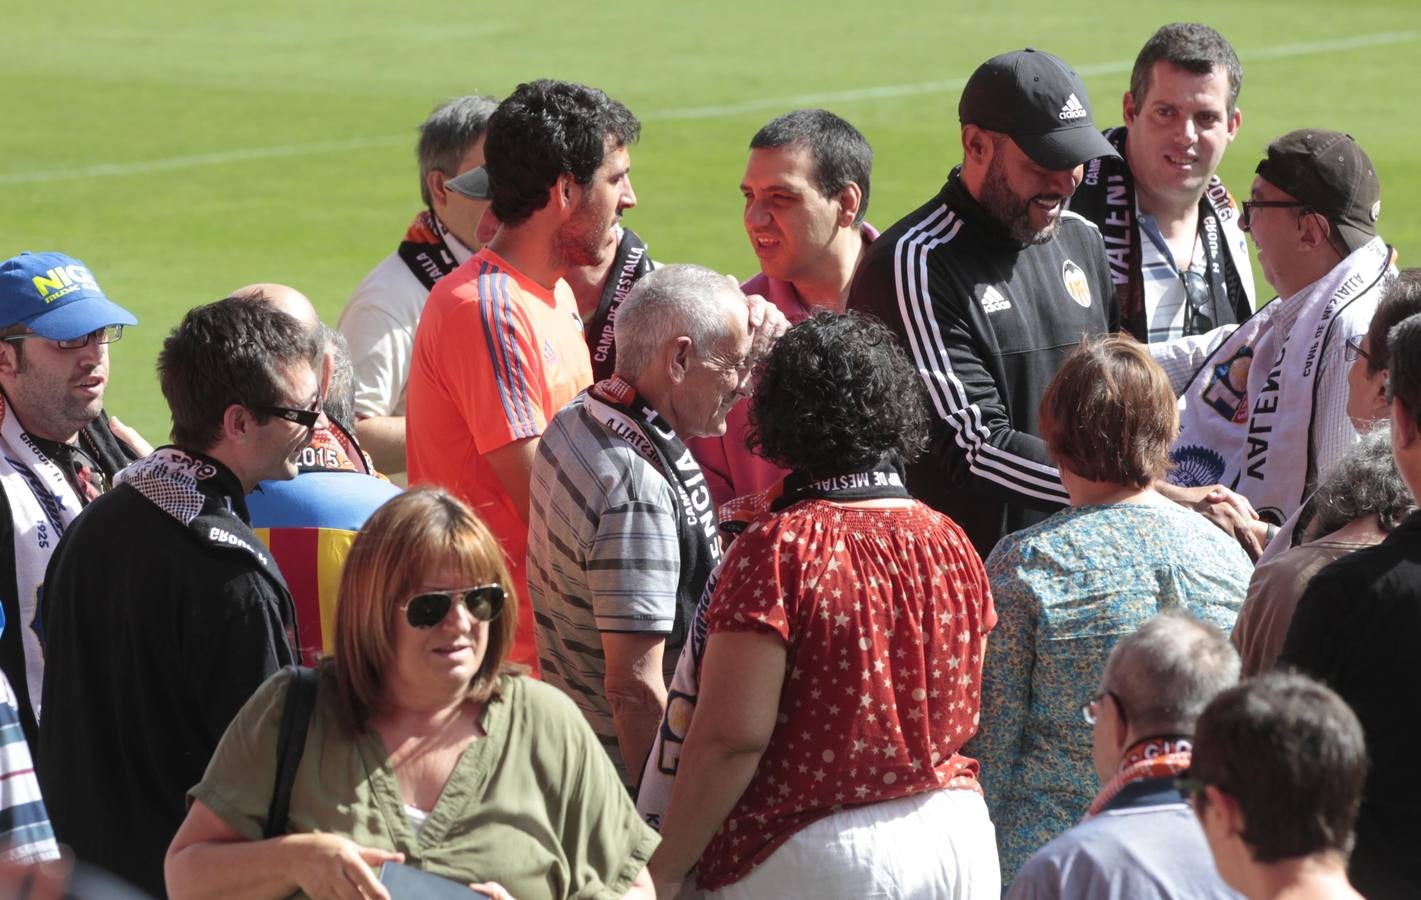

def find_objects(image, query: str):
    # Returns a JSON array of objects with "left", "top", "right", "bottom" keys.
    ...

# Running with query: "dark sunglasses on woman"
[{"left": 402, "top": 583, "right": 505, "bottom": 628}]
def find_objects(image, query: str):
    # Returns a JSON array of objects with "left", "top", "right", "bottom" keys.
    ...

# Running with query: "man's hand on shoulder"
[
  {"left": 1157, "top": 481, "right": 1257, "bottom": 519},
  {"left": 1158, "top": 480, "right": 1267, "bottom": 560},
  {"left": 742, "top": 286, "right": 790, "bottom": 368},
  {"left": 1196, "top": 501, "right": 1270, "bottom": 561}
]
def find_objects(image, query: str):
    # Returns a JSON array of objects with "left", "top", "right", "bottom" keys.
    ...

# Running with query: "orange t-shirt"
[{"left": 406, "top": 248, "right": 593, "bottom": 672}]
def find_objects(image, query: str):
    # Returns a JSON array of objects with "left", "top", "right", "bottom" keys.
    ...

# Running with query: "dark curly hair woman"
[{"left": 648, "top": 312, "right": 1002, "bottom": 897}]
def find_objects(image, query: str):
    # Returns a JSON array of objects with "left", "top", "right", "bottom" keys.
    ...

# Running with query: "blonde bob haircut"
[
  {"left": 1039, "top": 334, "right": 1178, "bottom": 488},
  {"left": 331, "top": 487, "right": 519, "bottom": 729}
]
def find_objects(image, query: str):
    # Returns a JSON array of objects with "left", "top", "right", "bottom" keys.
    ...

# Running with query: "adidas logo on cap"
[{"left": 1059, "top": 93, "right": 1087, "bottom": 121}]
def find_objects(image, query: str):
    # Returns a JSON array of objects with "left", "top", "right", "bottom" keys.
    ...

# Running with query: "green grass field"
[{"left": 4, "top": 0, "right": 1417, "bottom": 442}]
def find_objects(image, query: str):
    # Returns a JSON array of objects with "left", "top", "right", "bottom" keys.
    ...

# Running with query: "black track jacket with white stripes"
[{"left": 848, "top": 167, "right": 1119, "bottom": 558}]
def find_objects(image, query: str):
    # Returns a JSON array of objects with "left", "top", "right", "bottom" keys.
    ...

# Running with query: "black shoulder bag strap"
[{"left": 263, "top": 666, "right": 319, "bottom": 839}]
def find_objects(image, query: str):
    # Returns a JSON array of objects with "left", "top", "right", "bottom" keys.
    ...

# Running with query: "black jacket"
[
  {"left": 1282, "top": 511, "right": 1421, "bottom": 899},
  {"left": 35, "top": 452, "right": 296, "bottom": 898},
  {"left": 848, "top": 168, "right": 1118, "bottom": 558}
]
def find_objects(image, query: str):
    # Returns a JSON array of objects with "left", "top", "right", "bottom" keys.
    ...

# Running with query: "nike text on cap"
[
  {"left": 958, "top": 48, "right": 1121, "bottom": 171},
  {"left": 1256, "top": 129, "right": 1381, "bottom": 254}
]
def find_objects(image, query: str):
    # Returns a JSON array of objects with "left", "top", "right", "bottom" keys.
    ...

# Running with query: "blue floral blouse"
[{"left": 967, "top": 501, "right": 1250, "bottom": 885}]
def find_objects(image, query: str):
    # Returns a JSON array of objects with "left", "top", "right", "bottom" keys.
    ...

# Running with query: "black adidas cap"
[{"left": 959, "top": 48, "right": 1120, "bottom": 170}]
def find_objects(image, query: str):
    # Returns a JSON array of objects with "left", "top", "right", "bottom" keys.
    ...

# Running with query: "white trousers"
[{"left": 702, "top": 788, "right": 1000, "bottom": 900}]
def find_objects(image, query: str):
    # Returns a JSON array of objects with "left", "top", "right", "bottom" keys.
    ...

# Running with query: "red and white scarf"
[{"left": 1087, "top": 736, "right": 1192, "bottom": 817}]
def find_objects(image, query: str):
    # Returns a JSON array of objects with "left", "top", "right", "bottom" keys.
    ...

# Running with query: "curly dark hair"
[
  {"left": 1310, "top": 425, "right": 1414, "bottom": 535},
  {"left": 483, "top": 79, "right": 640, "bottom": 227},
  {"left": 747, "top": 311, "right": 929, "bottom": 478}
]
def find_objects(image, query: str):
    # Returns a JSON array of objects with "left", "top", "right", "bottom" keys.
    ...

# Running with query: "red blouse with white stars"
[{"left": 696, "top": 499, "right": 996, "bottom": 889}]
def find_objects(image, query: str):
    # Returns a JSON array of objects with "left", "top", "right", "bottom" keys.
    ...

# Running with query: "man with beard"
[
  {"left": 406, "top": 79, "right": 638, "bottom": 673},
  {"left": 848, "top": 49, "right": 1121, "bottom": 556},
  {"left": 442, "top": 164, "right": 657, "bottom": 384},
  {"left": 0, "top": 252, "right": 141, "bottom": 749}
]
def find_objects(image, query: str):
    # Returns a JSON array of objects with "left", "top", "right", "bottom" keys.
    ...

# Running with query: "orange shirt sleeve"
[{"left": 440, "top": 271, "right": 551, "bottom": 456}]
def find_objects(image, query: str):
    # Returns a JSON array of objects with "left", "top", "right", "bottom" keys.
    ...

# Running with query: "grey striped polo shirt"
[{"left": 527, "top": 393, "right": 681, "bottom": 782}]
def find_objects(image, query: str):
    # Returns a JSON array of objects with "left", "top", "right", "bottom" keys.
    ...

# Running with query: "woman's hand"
[
  {"left": 290, "top": 834, "right": 403, "bottom": 900},
  {"left": 469, "top": 881, "right": 515, "bottom": 899}
]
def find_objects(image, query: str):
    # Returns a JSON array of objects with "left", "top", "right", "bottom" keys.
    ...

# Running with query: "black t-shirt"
[
  {"left": 34, "top": 457, "right": 296, "bottom": 898},
  {"left": 1281, "top": 510, "right": 1421, "bottom": 898}
]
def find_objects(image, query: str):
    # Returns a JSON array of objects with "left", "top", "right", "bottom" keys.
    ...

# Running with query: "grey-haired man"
[{"left": 338, "top": 94, "right": 498, "bottom": 476}]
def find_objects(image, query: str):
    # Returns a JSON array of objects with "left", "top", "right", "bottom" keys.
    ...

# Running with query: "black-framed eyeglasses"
[
  {"left": 1181, "top": 269, "right": 1215, "bottom": 336},
  {"left": 1345, "top": 334, "right": 1372, "bottom": 364},
  {"left": 1240, "top": 200, "right": 1310, "bottom": 230},
  {"left": 249, "top": 398, "right": 323, "bottom": 430},
  {"left": 1082, "top": 689, "right": 1123, "bottom": 726},
  {"left": 2, "top": 324, "right": 124, "bottom": 351},
  {"left": 401, "top": 583, "right": 505, "bottom": 629}
]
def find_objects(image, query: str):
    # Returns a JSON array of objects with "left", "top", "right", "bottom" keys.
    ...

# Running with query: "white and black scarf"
[
  {"left": 115, "top": 448, "right": 291, "bottom": 594},
  {"left": 1071, "top": 127, "right": 1251, "bottom": 339},
  {"left": 0, "top": 397, "right": 85, "bottom": 721},
  {"left": 584, "top": 229, "right": 654, "bottom": 382},
  {"left": 585, "top": 375, "right": 719, "bottom": 650},
  {"left": 1170, "top": 238, "right": 1394, "bottom": 523}
]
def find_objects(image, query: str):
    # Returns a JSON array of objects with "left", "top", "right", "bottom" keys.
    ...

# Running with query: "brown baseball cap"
[{"left": 1256, "top": 129, "right": 1381, "bottom": 253}]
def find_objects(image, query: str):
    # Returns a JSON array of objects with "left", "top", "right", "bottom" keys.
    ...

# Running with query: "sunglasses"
[
  {"left": 3, "top": 324, "right": 124, "bottom": 351},
  {"left": 1181, "top": 269, "right": 1215, "bottom": 336},
  {"left": 250, "top": 398, "right": 323, "bottom": 429},
  {"left": 401, "top": 583, "right": 505, "bottom": 629},
  {"left": 1240, "top": 199, "right": 1310, "bottom": 230}
]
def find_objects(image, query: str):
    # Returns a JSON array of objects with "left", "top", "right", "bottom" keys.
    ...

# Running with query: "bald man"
[{"left": 233, "top": 283, "right": 332, "bottom": 397}]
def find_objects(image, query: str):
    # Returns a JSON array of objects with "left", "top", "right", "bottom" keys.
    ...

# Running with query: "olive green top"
[{"left": 193, "top": 671, "right": 657, "bottom": 899}]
